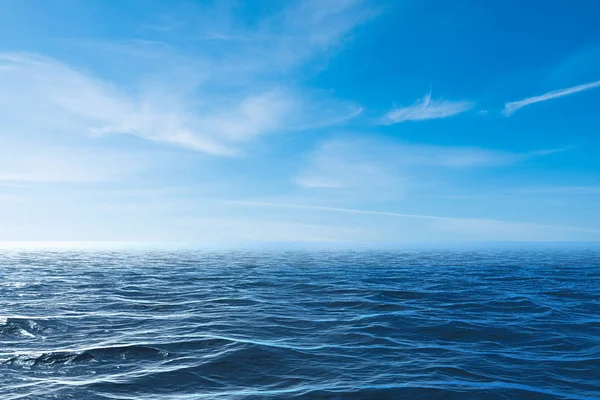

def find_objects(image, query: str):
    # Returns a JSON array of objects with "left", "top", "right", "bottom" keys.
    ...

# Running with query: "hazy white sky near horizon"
[{"left": 1, "top": 0, "right": 600, "bottom": 244}]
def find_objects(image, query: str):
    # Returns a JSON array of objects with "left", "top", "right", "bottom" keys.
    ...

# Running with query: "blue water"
[{"left": 1, "top": 248, "right": 599, "bottom": 399}]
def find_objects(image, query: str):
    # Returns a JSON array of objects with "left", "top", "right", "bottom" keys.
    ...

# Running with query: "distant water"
[{"left": 1, "top": 248, "right": 600, "bottom": 399}]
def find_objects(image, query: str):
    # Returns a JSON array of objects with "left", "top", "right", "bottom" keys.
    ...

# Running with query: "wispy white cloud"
[
  {"left": 380, "top": 93, "right": 475, "bottom": 125},
  {"left": 294, "top": 137, "right": 567, "bottom": 194},
  {"left": 504, "top": 79, "right": 600, "bottom": 115},
  {"left": 0, "top": 53, "right": 361, "bottom": 157},
  {"left": 184, "top": 0, "right": 378, "bottom": 71},
  {"left": 0, "top": 54, "right": 291, "bottom": 156},
  {"left": 0, "top": 1, "right": 371, "bottom": 157},
  {"left": 295, "top": 139, "right": 401, "bottom": 190}
]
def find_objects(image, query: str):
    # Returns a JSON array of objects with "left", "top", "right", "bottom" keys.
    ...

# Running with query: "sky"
[{"left": 1, "top": 0, "right": 600, "bottom": 245}]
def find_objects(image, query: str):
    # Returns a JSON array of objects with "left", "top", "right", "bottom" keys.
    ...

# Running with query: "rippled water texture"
[{"left": 1, "top": 248, "right": 600, "bottom": 399}]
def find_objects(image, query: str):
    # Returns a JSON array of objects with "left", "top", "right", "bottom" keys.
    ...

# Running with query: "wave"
[
  {"left": 0, "top": 318, "right": 45, "bottom": 340},
  {"left": 3, "top": 344, "right": 172, "bottom": 368}
]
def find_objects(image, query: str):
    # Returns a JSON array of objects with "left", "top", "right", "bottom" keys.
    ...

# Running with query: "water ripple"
[{"left": 1, "top": 248, "right": 600, "bottom": 399}]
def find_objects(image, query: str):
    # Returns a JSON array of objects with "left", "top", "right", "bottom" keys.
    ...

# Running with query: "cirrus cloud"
[{"left": 380, "top": 93, "right": 475, "bottom": 125}]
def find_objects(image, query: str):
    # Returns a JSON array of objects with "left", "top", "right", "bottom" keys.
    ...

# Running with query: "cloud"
[
  {"left": 185, "top": 0, "right": 378, "bottom": 72},
  {"left": 504, "top": 79, "right": 600, "bottom": 115},
  {"left": 295, "top": 139, "right": 401, "bottom": 190},
  {"left": 380, "top": 93, "right": 475, "bottom": 125},
  {"left": 0, "top": 2, "right": 372, "bottom": 156},
  {"left": 0, "top": 54, "right": 289, "bottom": 156},
  {"left": 294, "top": 137, "right": 567, "bottom": 193},
  {"left": 0, "top": 53, "right": 363, "bottom": 157}
]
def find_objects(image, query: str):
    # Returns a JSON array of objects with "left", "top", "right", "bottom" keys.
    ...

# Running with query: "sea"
[{"left": 1, "top": 246, "right": 599, "bottom": 399}]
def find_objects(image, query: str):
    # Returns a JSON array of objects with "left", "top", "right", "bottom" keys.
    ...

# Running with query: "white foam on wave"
[{"left": 18, "top": 328, "right": 36, "bottom": 338}]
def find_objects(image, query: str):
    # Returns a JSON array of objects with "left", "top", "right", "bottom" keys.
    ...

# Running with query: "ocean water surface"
[{"left": 1, "top": 248, "right": 599, "bottom": 399}]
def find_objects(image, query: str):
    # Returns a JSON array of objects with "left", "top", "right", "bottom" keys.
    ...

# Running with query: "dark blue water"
[{"left": 1, "top": 248, "right": 600, "bottom": 399}]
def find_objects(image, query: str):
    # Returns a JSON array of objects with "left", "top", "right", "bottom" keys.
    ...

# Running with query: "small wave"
[
  {"left": 4, "top": 344, "right": 170, "bottom": 369},
  {"left": 0, "top": 318, "right": 45, "bottom": 339},
  {"left": 87, "top": 344, "right": 170, "bottom": 360},
  {"left": 4, "top": 351, "right": 95, "bottom": 367}
]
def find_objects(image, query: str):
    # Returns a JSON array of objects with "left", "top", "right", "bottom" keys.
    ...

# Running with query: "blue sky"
[{"left": 1, "top": 0, "right": 600, "bottom": 244}]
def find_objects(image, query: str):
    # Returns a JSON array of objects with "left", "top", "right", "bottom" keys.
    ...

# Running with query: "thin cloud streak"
[
  {"left": 504, "top": 79, "right": 600, "bottom": 115},
  {"left": 380, "top": 93, "right": 475, "bottom": 125},
  {"left": 226, "top": 200, "right": 600, "bottom": 234}
]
